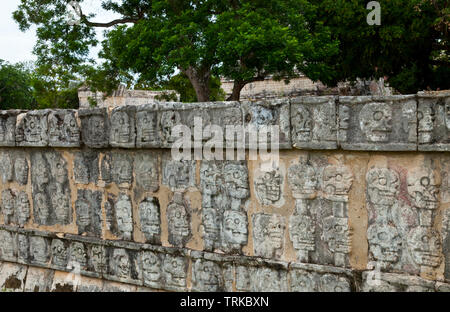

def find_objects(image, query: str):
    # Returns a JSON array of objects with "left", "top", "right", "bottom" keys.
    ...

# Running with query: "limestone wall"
[{"left": 0, "top": 91, "right": 450, "bottom": 292}]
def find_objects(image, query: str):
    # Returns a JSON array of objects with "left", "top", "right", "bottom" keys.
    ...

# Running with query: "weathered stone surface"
[
  {"left": 73, "top": 150, "right": 99, "bottom": 185},
  {"left": 24, "top": 266, "right": 54, "bottom": 292},
  {"left": 221, "top": 210, "right": 248, "bottom": 254},
  {"left": 142, "top": 250, "right": 162, "bottom": 289},
  {"left": 15, "top": 191, "right": 31, "bottom": 227},
  {"left": 252, "top": 213, "right": 285, "bottom": 259},
  {"left": 29, "top": 236, "right": 50, "bottom": 266},
  {"left": 75, "top": 189, "right": 103, "bottom": 237},
  {"left": 0, "top": 151, "right": 13, "bottom": 183},
  {"left": 31, "top": 151, "right": 72, "bottom": 226},
  {"left": 105, "top": 247, "right": 142, "bottom": 285},
  {"left": 134, "top": 153, "right": 159, "bottom": 193},
  {"left": 111, "top": 152, "right": 134, "bottom": 188},
  {"left": 162, "top": 158, "right": 196, "bottom": 191},
  {"left": 242, "top": 99, "right": 291, "bottom": 148},
  {"left": 109, "top": 106, "right": 136, "bottom": 148},
  {"left": 0, "top": 230, "right": 16, "bottom": 263},
  {"left": 2, "top": 189, "right": 16, "bottom": 225},
  {"left": 51, "top": 239, "right": 68, "bottom": 269},
  {"left": 105, "top": 193, "right": 134, "bottom": 240},
  {"left": 0, "top": 262, "right": 27, "bottom": 292},
  {"left": 291, "top": 96, "right": 337, "bottom": 149},
  {"left": 78, "top": 108, "right": 109, "bottom": 148},
  {"left": 139, "top": 197, "right": 161, "bottom": 244},
  {"left": 339, "top": 95, "right": 417, "bottom": 151},
  {"left": 48, "top": 110, "right": 80, "bottom": 147},
  {"left": 289, "top": 268, "right": 351, "bottom": 292},
  {"left": 0, "top": 110, "right": 20, "bottom": 146},
  {"left": 417, "top": 91, "right": 450, "bottom": 151},
  {"left": 167, "top": 192, "right": 191, "bottom": 247},
  {"left": 254, "top": 169, "right": 284, "bottom": 206},
  {"left": 136, "top": 104, "right": 159, "bottom": 148},
  {"left": 361, "top": 271, "right": 435, "bottom": 292},
  {"left": 16, "top": 110, "right": 49, "bottom": 147},
  {"left": 161, "top": 253, "right": 188, "bottom": 291},
  {"left": 13, "top": 153, "right": 29, "bottom": 185},
  {"left": 192, "top": 259, "right": 224, "bottom": 291}
]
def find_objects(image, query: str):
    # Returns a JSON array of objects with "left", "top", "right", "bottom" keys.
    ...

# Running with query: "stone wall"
[{"left": 0, "top": 91, "right": 450, "bottom": 292}]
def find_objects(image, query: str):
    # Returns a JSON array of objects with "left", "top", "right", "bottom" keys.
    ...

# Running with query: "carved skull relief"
[
  {"left": 51, "top": 239, "right": 68, "bottom": 267},
  {"left": 224, "top": 163, "right": 250, "bottom": 200},
  {"left": 367, "top": 223, "right": 402, "bottom": 266},
  {"left": 193, "top": 259, "right": 223, "bottom": 291},
  {"left": 359, "top": 103, "right": 393, "bottom": 142},
  {"left": 408, "top": 227, "right": 442, "bottom": 268},
  {"left": 142, "top": 251, "right": 161, "bottom": 287},
  {"left": 16, "top": 191, "right": 30, "bottom": 226},
  {"left": 288, "top": 158, "right": 318, "bottom": 198},
  {"left": 112, "top": 248, "right": 131, "bottom": 278},
  {"left": 139, "top": 197, "right": 161, "bottom": 242},
  {"left": 292, "top": 105, "right": 312, "bottom": 142},
  {"left": 14, "top": 156, "right": 29, "bottom": 185},
  {"left": 163, "top": 255, "right": 187, "bottom": 289},
  {"left": 255, "top": 170, "right": 282, "bottom": 205},
  {"left": 366, "top": 168, "right": 400, "bottom": 207},
  {"left": 222, "top": 210, "right": 248, "bottom": 247},
  {"left": 136, "top": 110, "right": 158, "bottom": 145},
  {"left": 417, "top": 103, "right": 435, "bottom": 144}
]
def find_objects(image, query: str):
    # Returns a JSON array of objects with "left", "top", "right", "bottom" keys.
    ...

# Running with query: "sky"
[{"left": 0, "top": 0, "right": 121, "bottom": 64}]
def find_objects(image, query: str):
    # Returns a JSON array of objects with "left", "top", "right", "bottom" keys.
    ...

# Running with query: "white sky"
[{"left": 0, "top": 0, "right": 121, "bottom": 64}]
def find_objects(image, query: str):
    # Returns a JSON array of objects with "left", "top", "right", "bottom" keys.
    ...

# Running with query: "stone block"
[
  {"left": 136, "top": 104, "right": 160, "bottom": 148},
  {"left": 242, "top": 99, "right": 291, "bottom": 149},
  {"left": 109, "top": 105, "right": 136, "bottom": 148},
  {"left": 16, "top": 110, "right": 49, "bottom": 147},
  {"left": 75, "top": 189, "right": 103, "bottom": 237},
  {"left": 290, "top": 96, "right": 337, "bottom": 149},
  {"left": 417, "top": 91, "right": 450, "bottom": 151},
  {"left": 0, "top": 262, "right": 27, "bottom": 292},
  {"left": 48, "top": 110, "right": 81, "bottom": 147},
  {"left": 104, "top": 247, "right": 142, "bottom": 286},
  {"left": 338, "top": 95, "right": 417, "bottom": 151},
  {"left": 24, "top": 266, "right": 54, "bottom": 292},
  {"left": 0, "top": 110, "right": 21, "bottom": 146},
  {"left": 78, "top": 108, "right": 109, "bottom": 148}
]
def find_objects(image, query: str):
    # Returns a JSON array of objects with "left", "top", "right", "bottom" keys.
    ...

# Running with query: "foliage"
[
  {"left": 312, "top": 0, "right": 450, "bottom": 93},
  {"left": 0, "top": 60, "right": 36, "bottom": 109}
]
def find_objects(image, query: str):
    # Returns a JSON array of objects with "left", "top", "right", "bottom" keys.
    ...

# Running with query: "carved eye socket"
[
  {"left": 421, "top": 235, "right": 429, "bottom": 244},
  {"left": 172, "top": 260, "right": 178, "bottom": 268},
  {"left": 57, "top": 163, "right": 62, "bottom": 169},
  {"left": 30, "top": 121, "right": 35, "bottom": 129},
  {"left": 378, "top": 177, "right": 387, "bottom": 186},
  {"left": 335, "top": 174, "right": 342, "bottom": 181},
  {"left": 203, "top": 266, "right": 209, "bottom": 272},
  {"left": 377, "top": 232, "right": 387, "bottom": 241},
  {"left": 373, "top": 111, "right": 383, "bottom": 121},
  {"left": 417, "top": 111, "right": 424, "bottom": 120},
  {"left": 175, "top": 211, "right": 181, "bottom": 218},
  {"left": 335, "top": 225, "right": 343, "bottom": 232},
  {"left": 420, "top": 177, "right": 430, "bottom": 187}
]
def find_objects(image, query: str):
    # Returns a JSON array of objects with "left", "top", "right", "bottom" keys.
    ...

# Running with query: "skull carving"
[
  {"left": 112, "top": 248, "right": 131, "bottom": 278},
  {"left": 135, "top": 155, "right": 158, "bottom": 192},
  {"left": 407, "top": 169, "right": 440, "bottom": 211},
  {"left": 224, "top": 163, "right": 249, "bottom": 200},
  {"left": 111, "top": 111, "right": 131, "bottom": 144},
  {"left": 88, "top": 115, "right": 106, "bottom": 143},
  {"left": 417, "top": 103, "right": 435, "bottom": 144},
  {"left": 163, "top": 255, "right": 186, "bottom": 288},
  {"left": 51, "top": 239, "right": 68, "bottom": 267},
  {"left": 193, "top": 260, "right": 222, "bottom": 291},
  {"left": 359, "top": 103, "right": 393, "bottom": 142},
  {"left": 202, "top": 208, "right": 221, "bottom": 245},
  {"left": 34, "top": 192, "right": 50, "bottom": 224},
  {"left": 2, "top": 189, "right": 15, "bottom": 223},
  {"left": 408, "top": 227, "right": 442, "bottom": 268},
  {"left": 139, "top": 197, "right": 161, "bottom": 241},
  {"left": 52, "top": 190, "right": 70, "bottom": 224},
  {"left": 367, "top": 223, "right": 402, "bottom": 266},
  {"left": 30, "top": 236, "right": 49, "bottom": 264},
  {"left": 222, "top": 210, "right": 248, "bottom": 247},
  {"left": 137, "top": 111, "right": 158, "bottom": 144},
  {"left": 366, "top": 168, "right": 400, "bottom": 207},
  {"left": 253, "top": 213, "right": 285, "bottom": 258},
  {"left": 289, "top": 214, "right": 315, "bottom": 252},
  {"left": 16, "top": 191, "right": 30, "bottom": 226},
  {"left": 14, "top": 156, "right": 28, "bottom": 185},
  {"left": 142, "top": 251, "right": 161, "bottom": 287},
  {"left": 115, "top": 194, "right": 133, "bottom": 239},
  {"left": 167, "top": 197, "right": 190, "bottom": 246},
  {"left": 160, "top": 111, "right": 181, "bottom": 143},
  {"left": 288, "top": 158, "right": 318, "bottom": 198},
  {"left": 0, "top": 230, "right": 14, "bottom": 259},
  {"left": 255, "top": 170, "right": 282, "bottom": 205},
  {"left": 322, "top": 217, "right": 351, "bottom": 254},
  {"left": 70, "top": 242, "right": 87, "bottom": 268},
  {"left": 292, "top": 105, "right": 312, "bottom": 142},
  {"left": 322, "top": 164, "right": 353, "bottom": 198},
  {"left": 63, "top": 112, "right": 80, "bottom": 143}
]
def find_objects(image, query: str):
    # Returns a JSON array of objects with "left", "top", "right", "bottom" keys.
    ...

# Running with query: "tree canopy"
[
  {"left": 13, "top": 0, "right": 339, "bottom": 101},
  {"left": 12, "top": 0, "right": 450, "bottom": 103}
]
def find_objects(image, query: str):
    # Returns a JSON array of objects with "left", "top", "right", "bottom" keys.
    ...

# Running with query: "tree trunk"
[
  {"left": 182, "top": 66, "right": 211, "bottom": 102},
  {"left": 227, "top": 81, "right": 245, "bottom": 101}
]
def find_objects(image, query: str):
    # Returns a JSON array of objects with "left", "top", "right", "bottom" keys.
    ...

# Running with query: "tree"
[
  {"left": 312, "top": 0, "right": 450, "bottom": 93},
  {"left": 0, "top": 60, "right": 36, "bottom": 109},
  {"left": 14, "top": 0, "right": 338, "bottom": 101}
]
